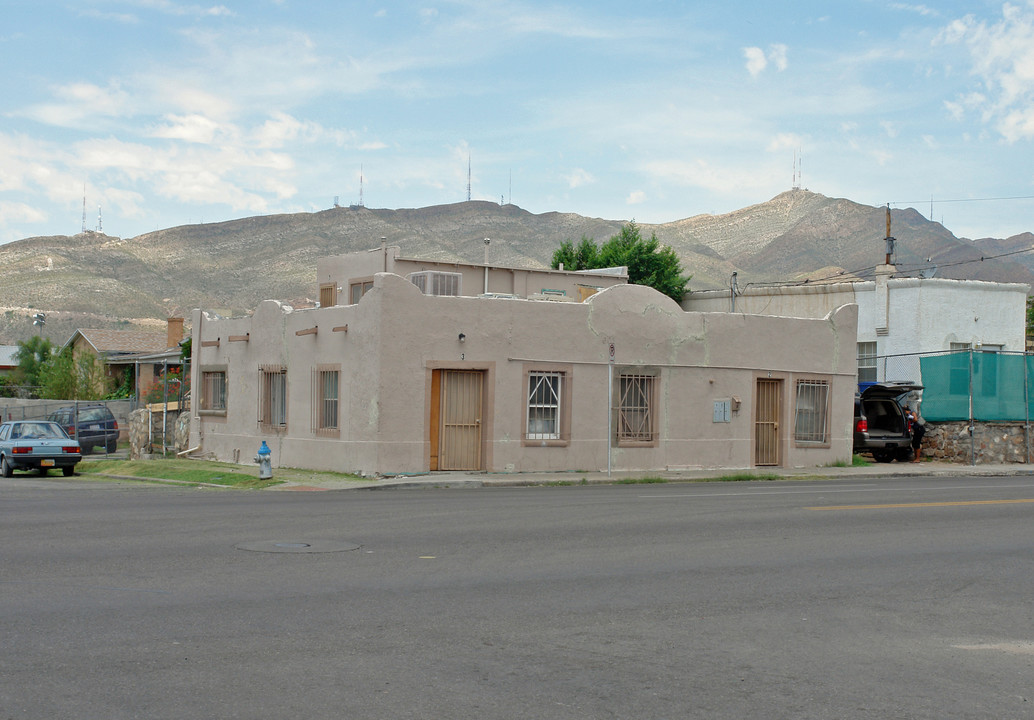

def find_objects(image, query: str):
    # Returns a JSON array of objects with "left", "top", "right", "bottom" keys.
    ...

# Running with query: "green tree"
[
  {"left": 13, "top": 336, "right": 54, "bottom": 394},
  {"left": 39, "top": 348, "right": 109, "bottom": 400},
  {"left": 550, "top": 222, "right": 689, "bottom": 303},
  {"left": 551, "top": 235, "right": 600, "bottom": 272}
]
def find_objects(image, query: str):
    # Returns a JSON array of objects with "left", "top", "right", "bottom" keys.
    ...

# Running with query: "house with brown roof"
[{"left": 63, "top": 318, "right": 186, "bottom": 398}]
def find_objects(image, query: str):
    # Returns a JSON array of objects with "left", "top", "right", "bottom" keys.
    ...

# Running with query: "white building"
[{"left": 683, "top": 265, "right": 1030, "bottom": 384}]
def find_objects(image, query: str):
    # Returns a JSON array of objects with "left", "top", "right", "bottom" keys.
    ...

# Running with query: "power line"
[
  {"left": 888, "top": 194, "right": 1034, "bottom": 206},
  {"left": 739, "top": 243, "right": 1034, "bottom": 290}
]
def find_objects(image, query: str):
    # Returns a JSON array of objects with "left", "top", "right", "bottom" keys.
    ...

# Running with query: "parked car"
[
  {"left": 0, "top": 420, "right": 82, "bottom": 477},
  {"left": 853, "top": 381, "right": 924, "bottom": 462},
  {"left": 47, "top": 404, "right": 119, "bottom": 454}
]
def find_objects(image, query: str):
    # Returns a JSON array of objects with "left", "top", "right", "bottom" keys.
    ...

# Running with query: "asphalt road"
[{"left": 2, "top": 475, "right": 1034, "bottom": 719}]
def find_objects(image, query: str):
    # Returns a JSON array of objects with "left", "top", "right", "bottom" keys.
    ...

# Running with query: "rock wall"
[
  {"left": 128, "top": 407, "right": 191, "bottom": 458},
  {"left": 923, "top": 422, "right": 1033, "bottom": 464}
]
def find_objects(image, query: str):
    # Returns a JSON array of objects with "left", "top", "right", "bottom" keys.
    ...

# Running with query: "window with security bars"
[
  {"left": 259, "top": 366, "right": 287, "bottom": 429},
  {"left": 527, "top": 371, "right": 563, "bottom": 440},
  {"left": 794, "top": 379, "right": 829, "bottom": 444},
  {"left": 618, "top": 374, "right": 656, "bottom": 443},
  {"left": 857, "top": 341, "right": 877, "bottom": 383},
  {"left": 200, "top": 370, "right": 226, "bottom": 413},
  {"left": 312, "top": 367, "right": 339, "bottom": 435}
]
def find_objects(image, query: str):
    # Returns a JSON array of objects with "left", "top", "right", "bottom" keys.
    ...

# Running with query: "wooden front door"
[
  {"left": 433, "top": 370, "right": 484, "bottom": 471},
  {"left": 755, "top": 378, "right": 781, "bottom": 466}
]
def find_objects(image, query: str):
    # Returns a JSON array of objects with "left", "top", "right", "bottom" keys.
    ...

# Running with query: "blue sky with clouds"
[{"left": 2, "top": 1, "right": 1034, "bottom": 244}]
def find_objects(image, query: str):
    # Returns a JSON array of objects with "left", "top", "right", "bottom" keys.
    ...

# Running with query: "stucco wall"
[
  {"left": 190, "top": 273, "right": 857, "bottom": 475},
  {"left": 316, "top": 250, "right": 627, "bottom": 304}
]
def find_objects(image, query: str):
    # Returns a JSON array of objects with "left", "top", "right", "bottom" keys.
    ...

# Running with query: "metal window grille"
[
  {"left": 618, "top": 374, "right": 655, "bottom": 441},
  {"left": 319, "top": 284, "right": 337, "bottom": 308},
  {"left": 527, "top": 371, "right": 562, "bottom": 440},
  {"left": 258, "top": 366, "right": 287, "bottom": 429},
  {"left": 311, "top": 368, "right": 339, "bottom": 434},
  {"left": 793, "top": 379, "right": 829, "bottom": 443},
  {"left": 857, "top": 341, "right": 877, "bottom": 383},
  {"left": 200, "top": 371, "right": 226, "bottom": 411}
]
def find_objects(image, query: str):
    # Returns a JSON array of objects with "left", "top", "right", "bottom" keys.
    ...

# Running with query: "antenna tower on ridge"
[
  {"left": 792, "top": 149, "right": 803, "bottom": 190},
  {"left": 467, "top": 153, "right": 471, "bottom": 202},
  {"left": 81, "top": 185, "right": 87, "bottom": 233},
  {"left": 97, "top": 205, "right": 102, "bottom": 233},
  {"left": 359, "top": 164, "right": 364, "bottom": 207}
]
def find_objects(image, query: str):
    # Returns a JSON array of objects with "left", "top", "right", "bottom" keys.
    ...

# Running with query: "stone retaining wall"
[
  {"left": 128, "top": 407, "right": 191, "bottom": 458},
  {"left": 922, "top": 421, "right": 1033, "bottom": 464}
]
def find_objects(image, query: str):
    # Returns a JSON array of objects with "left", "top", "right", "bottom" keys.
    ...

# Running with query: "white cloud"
[
  {"left": 627, "top": 190, "right": 646, "bottom": 205},
  {"left": 128, "top": 1, "right": 234, "bottom": 18},
  {"left": 250, "top": 113, "right": 329, "bottom": 149},
  {"left": 938, "top": 4, "right": 1034, "bottom": 140},
  {"left": 766, "top": 133, "right": 804, "bottom": 152},
  {"left": 150, "top": 114, "right": 233, "bottom": 144},
  {"left": 890, "top": 3, "right": 938, "bottom": 17},
  {"left": 744, "top": 47, "right": 767, "bottom": 77},
  {"left": 19, "top": 82, "right": 130, "bottom": 128},
  {"left": 744, "top": 44, "right": 788, "bottom": 77},
  {"left": 563, "top": 168, "right": 595, "bottom": 188},
  {"left": 642, "top": 158, "right": 772, "bottom": 193},
  {"left": 0, "top": 202, "right": 47, "bottom": 225}
]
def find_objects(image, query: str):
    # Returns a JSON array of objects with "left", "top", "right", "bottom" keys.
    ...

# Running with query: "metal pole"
[
  {"left": 1026, "top": 352, "right": 1031, "bottom": 464},
  {"left": 162, "top": 359, "right": 169, "bottom": 455},
  {"left": 969, "top": 350, "right": 975, "bottom": 466},
  {"left": 608, "top": 342, "right": 614, "bottom": 478},
  {"left": 608, "top": 362, "right": 613, "bottom": 478}
]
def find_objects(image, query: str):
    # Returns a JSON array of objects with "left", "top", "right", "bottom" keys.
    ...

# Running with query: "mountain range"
[{"left": 2, "top": 188, "right": 1032, "bottom": 345}]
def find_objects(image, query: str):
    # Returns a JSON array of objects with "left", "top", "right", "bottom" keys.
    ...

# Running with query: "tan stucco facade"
[
  {"left": 316, "top": 248, "right": 628, "bottom": 305},
  {"left": 190, "top": 272, "right": 858, "bottom": 475}
]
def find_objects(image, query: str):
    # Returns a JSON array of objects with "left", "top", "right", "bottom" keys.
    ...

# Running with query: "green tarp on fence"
[{"left": 919, "top": 352, "right": 1032, "bottom": 422}]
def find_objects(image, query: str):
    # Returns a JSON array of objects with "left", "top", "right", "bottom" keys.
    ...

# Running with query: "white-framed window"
[
  {"left": 794, "top": 379, "right": 830, "bottom": 445},
  {"left": 312, "top": 366, "right": 339, "bottom": 435},
  {"left": 259, "top": 365, "right": 287, "bottom": 429},
  {"left": 199, "top": 368, "right": 227, "bottom": 414},
  {"left": 527, "top": 371, "right": 563, "bottom": 440},
  {"left": 618, "top": 373, "right": 657, "bottom": 444},
  {"left": 857, "top": 341, "right": 877, "bottom": 383}
]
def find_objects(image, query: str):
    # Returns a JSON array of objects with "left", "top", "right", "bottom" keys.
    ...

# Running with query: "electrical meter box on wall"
[{"left": 713, "top": 399, "right": 731, "bottom": 423}]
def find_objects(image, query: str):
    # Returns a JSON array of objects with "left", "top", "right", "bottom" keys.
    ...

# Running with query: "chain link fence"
[{"left": 862, "top": 350, "right": 1034, "bottom": 423}]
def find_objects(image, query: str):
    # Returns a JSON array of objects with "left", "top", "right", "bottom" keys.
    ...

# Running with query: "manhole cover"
[{"left": 235, "top": 540, "right": 361, "bottom": 554}]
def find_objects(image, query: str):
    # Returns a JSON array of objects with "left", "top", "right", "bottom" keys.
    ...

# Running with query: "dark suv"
[
  {"left": 48, "top": 404, "right": 120, "bottom": 454},
  {"left": 853, "top": 381, "right": 923, "bottom": 462}
]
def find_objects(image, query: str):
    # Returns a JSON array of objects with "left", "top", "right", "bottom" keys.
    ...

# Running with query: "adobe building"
[{"left": 188, "top": 254, "right": 858, "bottom": 476}]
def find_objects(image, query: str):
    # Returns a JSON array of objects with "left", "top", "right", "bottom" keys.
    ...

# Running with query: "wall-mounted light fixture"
[{"left": 458, "top": 333, "right": 466, "bottom": 343}]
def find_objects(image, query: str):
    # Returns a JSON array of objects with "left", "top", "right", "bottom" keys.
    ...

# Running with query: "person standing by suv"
[{"left": 905, "top": 407, "right": 926, "bottom": 462}]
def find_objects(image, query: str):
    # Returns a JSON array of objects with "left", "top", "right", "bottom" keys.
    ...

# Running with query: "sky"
[{"left": 3, "top": 1, "right": 1034, "bottom": 245}]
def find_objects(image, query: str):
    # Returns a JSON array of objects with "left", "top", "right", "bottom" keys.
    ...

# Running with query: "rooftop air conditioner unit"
[{"left": 407, "top": 271, "right": 462, "bottom": 296}]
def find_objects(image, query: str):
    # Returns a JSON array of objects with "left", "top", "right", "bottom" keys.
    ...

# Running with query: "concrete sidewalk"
[{"left": 268, "top": 460, "right": 1034, "bottom": 491}]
